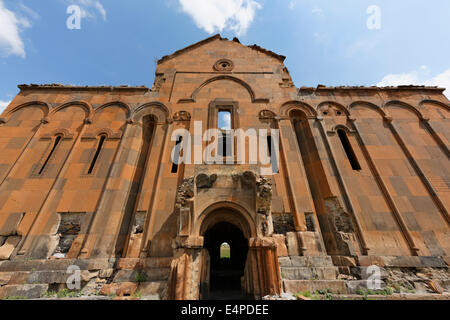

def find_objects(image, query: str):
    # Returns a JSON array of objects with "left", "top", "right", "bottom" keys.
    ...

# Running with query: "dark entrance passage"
[{"left": 203, "top": 222, "right": 249, "bottom": 300}]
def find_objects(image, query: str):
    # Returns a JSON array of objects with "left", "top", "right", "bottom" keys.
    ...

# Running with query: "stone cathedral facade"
[{"left": 0, "top": 35, "right": 449, "bottom": 299}]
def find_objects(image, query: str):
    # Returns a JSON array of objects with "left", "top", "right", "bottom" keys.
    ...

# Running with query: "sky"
[{"left": 1, "top": 0, "right": 450, "bottom": 114}]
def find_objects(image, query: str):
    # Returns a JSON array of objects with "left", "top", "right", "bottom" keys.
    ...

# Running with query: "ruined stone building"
[{"left": 0, "top": 35, "right": 449, "bottom": 299}]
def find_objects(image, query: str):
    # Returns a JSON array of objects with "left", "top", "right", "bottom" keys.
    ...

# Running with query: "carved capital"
[{"left": 173, "top": 111, "right": 191, "bottom": 122}]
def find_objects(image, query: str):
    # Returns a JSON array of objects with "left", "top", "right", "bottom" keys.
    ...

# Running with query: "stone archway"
[
  {"left": 197, "top": 204, "right": 255, "bottom": 300},
  {"left": 196, "top": 204, "right": 281, "bottom": 300},
  {"left": 168, "top": 174, "right": 282, "bottom": 300},
  {"left": 203, "top": 221, "right": 249, "bottom": 300}
]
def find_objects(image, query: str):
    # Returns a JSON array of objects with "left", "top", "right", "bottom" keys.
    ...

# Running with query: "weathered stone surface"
[
  {"left": 272, "top": 235, "right": 288, "bottom": 257},
  {"left": 0, "top": 236, "right": 21, "bottom": 260},
  {"left": 346, "top": 280, "right": 386, "bottom": 294},
  {"left": 357, "top": 256, "right": 448, "bottom": 268},
  {"left": 0, "top": 284, "right": 48, "bottom": 299},
  {"left": 428, "top": 280, "right": 444, "bottom": 294},
  {"left": 99, "top": 283, "right": 120, "bottom": 296},
  {"left": 283, "top": 280, "right": 348, "bottom": 294},
  {"left": 0, "top": 213, "right": 24, "bottom": 236},
  {"left": 113, "top": 268, "right": 170, "bottom": 283},
  {"left": 349, "top": 267, "right": 389, "bottom": 280},
  {"left": 280, "top": 267, "right": 338, "bottom": 280},
  {"left": 116, "top": 282, "right": 138, "bottom": 297},
  {"left": 138, "top": 281, "right": 167, "bottom": 299},
  {"left": 290, "top": 256, "right": 334, "bottom": 267},
  {"left": 332, "top": 256, "right": 357, "bottom": 267},
  {"left": 285, "top": 232, "right": 299, "bottom": 256}
]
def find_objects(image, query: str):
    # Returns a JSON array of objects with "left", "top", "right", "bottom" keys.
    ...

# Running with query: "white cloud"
[
  {"left": 288, "top": 1, "right": 297, "bottom": 10},
  {"left": 0, "top": 100, "right": 11, "bottom": 114},
  {"left": 377, "top": 66, "right": 450, "bottom": 97},
  {"left": 0, "top": 0, "right": 32, "bottom": 58},
  {"left": 178, "top": 0, "right": 262, "bottom": 36},
  {"left": 18, "top": 4, "right": 40, "bottom": 21},
  {"left": 68, "top": 0, "right": 107, "bottom": 21}
]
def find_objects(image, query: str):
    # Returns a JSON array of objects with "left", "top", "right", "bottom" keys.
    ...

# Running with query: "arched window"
[
  {"left": 88, "top": 135, "right": 106, "bottom": 174},
  {"left": 220, "top": 242, "right": 230, "bottom": 260},
  {"left": 39, "top": 135, "right": 62, "bottom": 174},
  {"left": 337, "top": 129, "right": 361, "bottom": 171}
]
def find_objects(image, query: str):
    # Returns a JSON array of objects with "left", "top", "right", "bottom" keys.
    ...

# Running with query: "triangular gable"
[{"left": 157, "top": 34, "right": 285, "bottom": 64}]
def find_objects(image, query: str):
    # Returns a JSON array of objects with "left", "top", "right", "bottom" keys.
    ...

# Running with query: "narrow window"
[
  {"left": 88, "top": 135, "right": 106, "bottom": 174},
  {"left": 171, "top": 136, "right": 183, "bottom": 173},
  {"left": 267, "top": 135, "right": 279, "bottom": 173},
  {"left": 337, "top": 129, "right": 361, "bottom": 171},
  {"left": 220, "top": 242, "right": 230, "bottom": 260},
  {"left": 39, "top": 135, "right": 62, "bottom": 175},
  {"left": 218, "top": 110, "right": 231, "bottom": 131},
  {"left": 218, "top": 110, "right": 232, "bottom": 157}
]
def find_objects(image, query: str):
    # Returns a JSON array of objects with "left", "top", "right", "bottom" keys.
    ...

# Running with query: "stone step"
[
  {"left": 0, "top": 284, "right": 49, "bottom": 299},
  {"left": 280, "top": 267, "right": 338, "bottom": 280},
  {"left": 0, "top": 258, "right": 115, "bottom": 272},
  {"left": 0, "top": 269, "right": 102, "bottom": 286},
  {"left": 278, "top": 256, "right": 334, "bottom": 268},
  {"left": 117, "top": 257, "right": 172, "bottom": 270},
  {"left": 283, "top": 280, "right": 348, "bottom": 294},
  {"left": 346, "top": 280, "right": 387, "bottom": 294},
  {"left": 113, "top": 268, "right": 170, "bottom": 283}
]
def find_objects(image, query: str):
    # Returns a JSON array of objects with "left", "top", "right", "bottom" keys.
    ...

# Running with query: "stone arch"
[
  {"left": 317, "top": 101, "right": 350, "bottom": 117},
  {"left": 330, "top": 124, "right": 355, "bottom": 135},
  {"left": 188, "top": 75, "right": 258, "bottom": 103},
  {"left": 3, "top": 101, "right": 50, "bottom": 122},
  {"left": 280, "top": 101, "right": 317, "bottom": 118},
  {"left": 349, "top": 101, "right": 387, "bottom": 119},
  {"left": 383, "top": 100, "right": 426, "bottom": 120},
  {"left": 132, "top": 102, "right": 169, "bottom": 123},
  {"left": 94, "top": 101, "right": 131, "bottom": 119},
  {"left": 92, "top": 128, "right": 122, "bottom": 140},
  {"left": 49, "top": 101, "right": 93, "bottom": 121},
  {"left": 91, "top": 102, "right": 129, "bottom": 135},
  {"left": 195, "top": 201, "right": 256, "bottom": 240},
  {"left": 419, "top": 99, "right": 450, "bottom": 120}
]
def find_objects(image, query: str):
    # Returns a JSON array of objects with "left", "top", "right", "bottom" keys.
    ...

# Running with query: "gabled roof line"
[{"left": 157, "top": 34, "right": 286, "bottom": 64}]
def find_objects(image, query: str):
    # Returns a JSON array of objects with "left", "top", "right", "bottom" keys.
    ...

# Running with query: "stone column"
[{"left": 277, "top": 117, "right": 316, "bottom": 233}]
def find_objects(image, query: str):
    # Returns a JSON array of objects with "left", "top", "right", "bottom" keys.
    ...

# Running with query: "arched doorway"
[
  {"left": 203, "top": 222, "right": 249, "bottom": 299},
  {"left": 197, "top": 203, "right": 254, "bottom": 300}
]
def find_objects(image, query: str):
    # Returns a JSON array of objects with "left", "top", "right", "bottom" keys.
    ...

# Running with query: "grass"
[
  {"left": 43, "top": 289, "right": 82, "bottom": 298},
  {"left": 1, "top": 296, "right": 27, "bottom": 300},
  {"left": 357, "top": 287, "right": 395, "bottom": 297},
  {"left": 293, "top": 291, "right": 311, "bottom": 298},
  {"left": 220, "top": 245, "right": 230, "bottom": 259},
  {"left": 132, "top": 291, "right": 142, "bottom": 299},
  {"left": 135, "top": 272, "right": 147, "bottom": 283}
]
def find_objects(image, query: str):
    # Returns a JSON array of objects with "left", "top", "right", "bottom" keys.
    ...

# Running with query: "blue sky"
[{"left": 1, "top": 0, "right": 450, "bottom": 113}]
